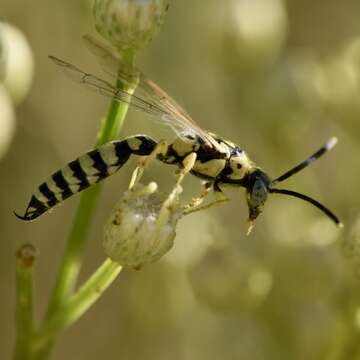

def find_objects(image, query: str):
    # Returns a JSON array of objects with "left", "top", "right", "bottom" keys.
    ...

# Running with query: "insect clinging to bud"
[{"left": 14, "top": 36, "right": 343, "bottom": 234}]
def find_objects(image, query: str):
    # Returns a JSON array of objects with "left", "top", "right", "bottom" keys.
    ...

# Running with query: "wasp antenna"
[
  {"left": 13, "top": 211, "right": 30, "bottom": 221},
  {"left": 272, "top": 137, "right": 338, "bottom": 184},
  {"left": 269, "top": 188, "right": 343, "bottom": 227}
]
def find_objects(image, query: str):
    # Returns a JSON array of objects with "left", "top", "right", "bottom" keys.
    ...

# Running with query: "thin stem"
[
  {"left": 96, "top": 50, "right": 138, "bottom": 147},
  {"left": 33, "top": 259, "right": 122, "bottom": 355},
  {"left": 44, "top": 186, "right": 102, "bottom": 316},
  {"left": 14, "top": 244, "right": 37, "bottom": 360}
]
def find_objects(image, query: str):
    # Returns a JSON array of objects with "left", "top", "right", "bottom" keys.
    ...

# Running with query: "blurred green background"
[{"left": 2, "top": 0, "right": 360, "bottom": 359}]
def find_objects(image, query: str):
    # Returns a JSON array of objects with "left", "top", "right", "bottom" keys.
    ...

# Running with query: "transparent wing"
[
  {"left": 49, "top": 56, "right": 168, "bottom": 119},
  {"left": 56, "top": 34, "right": 218, "bottom": 148},
  {"left": 83, "top": 34, "right": 193, "bottom": 121}
]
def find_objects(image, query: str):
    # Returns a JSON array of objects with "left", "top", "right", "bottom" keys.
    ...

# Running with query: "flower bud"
[
  {"left": 93, "top": 0, "right": 170, "bottom": 52},
  {"left": 103, "top": 182, "right": 182, "bottom": 268},
  {"left": 0, "top": 21, "right": 34, "bottom": 104}
]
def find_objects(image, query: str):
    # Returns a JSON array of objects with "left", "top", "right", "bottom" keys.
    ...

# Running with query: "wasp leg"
[
  {"left": 129, "top": 140, "right": 168, "bottom": 189},
  {"left": 183, "top": 186, "right": 229, "bottom": 215},
  {"left": 157, "top": 152, "right": 197, "bottom": 227},
  {"left": 175, "top": 152, "right": 197, "bottom": 186},
  {"left": 184, "top": 181, "right": 213, "bottom": 210}
]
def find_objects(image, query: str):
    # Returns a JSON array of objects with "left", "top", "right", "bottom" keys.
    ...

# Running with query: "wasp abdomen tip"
[{"left": 13, "top": 211, "right": 30, "bottom": 221}]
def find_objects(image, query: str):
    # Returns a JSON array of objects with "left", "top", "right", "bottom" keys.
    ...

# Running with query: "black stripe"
[
  {"left": 136, "top": 136, "right": 156, "bottom": 155},
  {"left": 114, "top": 141, "right": 132, "bottom": 166},
  {"left": 190, "top": 169, "right": 215, "bottom": 181},
  {"left": 158, "top": 145, "right": 181, "bottom": 164},
  {"left": 39, "top": 183, "right": 58, "bottom": 207},
  {"left": 52, "top": 170, "right": 73, "bottom": 200},
  {"left": 196, "top": 146, "right": 227, "bottom": 163},
  {"left": 68, "top": 159, "right": 90, "bottom": 191},
  {"left": 87, "top": 150, "right": 109, "bottom": 181}
]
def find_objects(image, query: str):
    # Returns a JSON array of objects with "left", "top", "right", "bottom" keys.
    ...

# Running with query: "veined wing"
[
  {"left": 82, "top": 34, "right": 193, "bottom": 122},
  {"left": 49, "top": 56, "right": 170, "bottom": 119},
  {"left": 80, "top": 34, "right": 219, "bottom": 148}
]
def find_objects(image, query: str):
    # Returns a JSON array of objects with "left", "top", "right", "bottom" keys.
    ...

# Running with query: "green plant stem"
[
  {"left": 33, "top": 259, "right": 122, "bottom": 354},
  {"left": 45, "top": 186, "right": 102, "bottom": 315},
  {"left": 14, "top": 244, "right": 37, "bottom": 360}
]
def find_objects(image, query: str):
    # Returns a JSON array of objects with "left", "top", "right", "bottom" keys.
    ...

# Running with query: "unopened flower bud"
[
  {"left": 93, "top": 0, "right": 170, "bottom": 52},
  {"left": 103, "top": 182, "right": 182, "bottom": 268},
  {"left": 0, "top": 21, "right": 34, "bottom": 104}
]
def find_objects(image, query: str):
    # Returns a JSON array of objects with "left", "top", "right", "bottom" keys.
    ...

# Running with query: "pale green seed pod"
[
  {"left": 103, "top": 182, "right": 182, "bottom": 269},
  {"left": 0, "top": 22, "right": 34, "bottom": 104},
  {"left": 93, "top": 0, "right": 170, "bottom": 51}
]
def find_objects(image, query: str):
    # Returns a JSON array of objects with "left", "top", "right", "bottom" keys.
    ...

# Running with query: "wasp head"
[
  {"left": 243, "top": 169, "right": 271, "bottom": 234},
  {"left": 242, "top": 137, "right": 342, "bottom": 234}
]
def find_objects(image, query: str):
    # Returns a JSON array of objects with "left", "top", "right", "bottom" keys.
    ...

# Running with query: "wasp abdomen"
[{"left": 15, "top": 135, "right": 157, "bottom": 221}]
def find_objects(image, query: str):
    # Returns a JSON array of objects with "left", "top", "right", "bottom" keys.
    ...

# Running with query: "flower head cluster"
[
  {"left": 93, "top": 0, "right": 170, "bottom": 52},
  {"left": 103, "top": 182, "right": 183, "bottom": 269}
]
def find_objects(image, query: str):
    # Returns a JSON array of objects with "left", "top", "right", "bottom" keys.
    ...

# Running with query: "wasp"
[{"left": 14, "top": 35, "right": 343, "bottom": 233}]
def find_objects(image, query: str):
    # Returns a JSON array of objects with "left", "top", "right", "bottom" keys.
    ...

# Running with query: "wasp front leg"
[
  {"left": 183, "top": 183, "right": 229, "bottom": 215},
  {"left": 184, "top": 181, "right": 213, "bottom": 210}
]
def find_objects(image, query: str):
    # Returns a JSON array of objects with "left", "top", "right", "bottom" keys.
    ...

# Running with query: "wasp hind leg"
[
  {"left": 157, "top": 152, "right": 197, "bottom": 226},
  {"left": 175, "top": 152, "right": 197, "bottom": 186},
  {"left": 128, "top": 140, "right": 169, "bottom": 189}
]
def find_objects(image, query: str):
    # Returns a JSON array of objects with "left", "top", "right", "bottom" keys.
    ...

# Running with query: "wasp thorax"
[
  {"left": 93, "top": 0, "right": 170, "bottom": 51},
  {"left": 103, "top": 182, "right": 182, "bottom": 269}
]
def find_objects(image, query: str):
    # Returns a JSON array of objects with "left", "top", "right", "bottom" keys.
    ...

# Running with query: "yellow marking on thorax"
[{"left": 193, "top": 158, "right": 227, "bottom": 178}]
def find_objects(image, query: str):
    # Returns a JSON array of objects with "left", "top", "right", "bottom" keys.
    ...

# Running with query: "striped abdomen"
[{"left": 15, "top": 136, "right": 157, "bottom": 221}]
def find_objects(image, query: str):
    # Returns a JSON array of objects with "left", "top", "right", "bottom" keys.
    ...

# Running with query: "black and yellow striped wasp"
[{"left": 14, "top": 35, "right": 343, "bottom": 232}]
